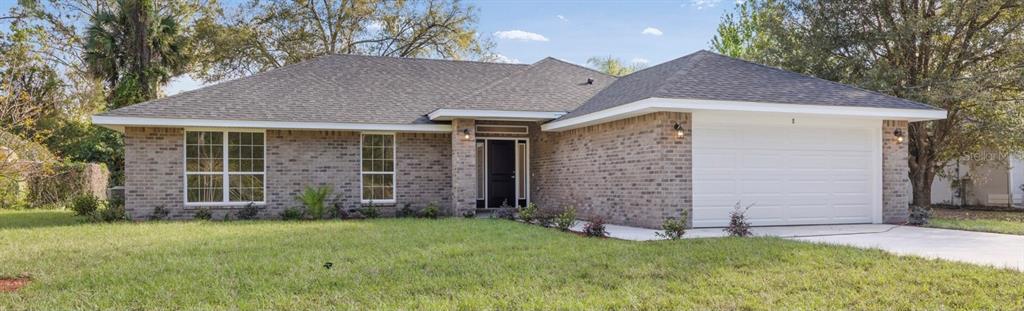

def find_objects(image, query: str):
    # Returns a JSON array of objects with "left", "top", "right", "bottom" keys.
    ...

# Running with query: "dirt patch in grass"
[
  {"left": 932, "top": 207, "right": 1024, "bottom": 222},
  {"left": 0, "top": 277, "right": 30, "bottom": 292}
]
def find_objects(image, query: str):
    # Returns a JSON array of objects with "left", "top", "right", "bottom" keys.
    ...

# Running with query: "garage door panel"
[{"left": 693, "top": 120, "right": 879, "bottom": 227}]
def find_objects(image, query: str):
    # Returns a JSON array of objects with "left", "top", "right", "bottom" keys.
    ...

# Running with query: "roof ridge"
[
  {"left": 703, "top": 51, "right": 940, "bottom": 110},
  {"left": 651, "top": 51, "right": 712, "bottom": 97},
  {"left": 540, "top": 57, "right": 617, "bottom": 78},
  {"left": 325, "top": 53, "right": 530, "bottom": 67}
]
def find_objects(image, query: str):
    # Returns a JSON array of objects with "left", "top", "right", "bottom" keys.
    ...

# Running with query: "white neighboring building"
[{"left": 931, "top": 155, "right": 1024, "bottom": 207}]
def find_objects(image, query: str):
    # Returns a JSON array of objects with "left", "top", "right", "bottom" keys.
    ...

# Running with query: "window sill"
[
  {"left": 361, "top": 200, "right": 396, "bottom": 206},
  {"left": 184, "top": 202, "right": 266, "bottom": 209}
]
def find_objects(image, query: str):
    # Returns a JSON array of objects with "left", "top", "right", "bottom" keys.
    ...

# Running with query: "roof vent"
[{"left": 586, "top": 78, "right": 594, "bottom": 85}]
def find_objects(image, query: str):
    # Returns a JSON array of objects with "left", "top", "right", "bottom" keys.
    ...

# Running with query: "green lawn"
[
  {"left": 1, "top": 210, "right": 1022, "bottom": 310},
  {"left": 928, "top": 208, "right": 1024, "bottom": 235}
]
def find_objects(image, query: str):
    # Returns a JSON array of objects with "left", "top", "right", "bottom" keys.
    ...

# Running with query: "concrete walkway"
[{"left": 575, "top": 222, "right": 1024, "bottom": 271}]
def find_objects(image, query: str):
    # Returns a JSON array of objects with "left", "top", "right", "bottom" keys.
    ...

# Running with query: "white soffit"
[
  {"left": 91, "top": 116, "right": 453, "bottom": 133},
  {"left": 541, "top": 97, "right": 948, "bottom": 132},
  {"left": 428, "top": 109, "right": 566, "bottom": 121}
]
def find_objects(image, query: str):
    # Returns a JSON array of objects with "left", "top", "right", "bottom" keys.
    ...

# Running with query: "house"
[
  {"left": 931, "top": 154, "right": 1024, "bottom": 207},
  {"left": 92, "top": 50, "right": 947, "bottom": 228}
]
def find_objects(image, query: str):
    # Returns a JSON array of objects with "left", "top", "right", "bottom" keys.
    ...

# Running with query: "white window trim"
[
  {"left": 360, "top": 132, "right": 397, "bottom": 204},
  {"left": 183, "top": 129, "right": 267, "bottom": 206}
]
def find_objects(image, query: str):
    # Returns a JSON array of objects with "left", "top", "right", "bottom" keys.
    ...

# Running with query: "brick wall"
[
  {"left": 531, "top": 112, "right": 692, "bottom": 228},
  {"left": 450, "top": 119, "right": 477, "bottom": 215},
  {"left": 882, "top": 120, "right": 911, "bottom": 223},
  {"left": 123, "top": 128, "right": 452, "bottom": 220},
  {"left": 123, "top": 127, "right": 184, "bottom": 219}
]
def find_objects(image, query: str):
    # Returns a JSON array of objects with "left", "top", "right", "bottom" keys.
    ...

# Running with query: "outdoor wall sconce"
[
  {"left": 894, "top": 129, "right": 904, "bottom": 143},
  {"left": 673, "top": 122, "right": 685, "bottom": 138},
  {"left": 463, "top": 128, "right": 471, "bottom": 140}
]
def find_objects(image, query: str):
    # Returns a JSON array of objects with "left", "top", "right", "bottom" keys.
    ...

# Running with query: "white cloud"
[
  {"left": 556, "top": 15, "right": 568, "bottom": 22},
  {"left": 493, "top": 30, "right": 550, "bottom": 42},
  {"left": 631, "top": 58, "right": 650, "bottom": 64},
  {"left": 690, "top": 0, "right": 722, "bottom": 10},
  {"left": 641, "top": 27, "right": 663, "bottom": 36},
  {"left": 485, "top": 53, "right": 521, "bottom": 64}
]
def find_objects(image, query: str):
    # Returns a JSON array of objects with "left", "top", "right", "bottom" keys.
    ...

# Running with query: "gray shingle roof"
[
  {"left": 102, "top": 54, "right": 529, "bottom": 124},
  {"left": 448, "top": 57, "right": 615, "bottom": 112},
  {"left": 102, "top": 50, "right": 938, "bottom": 126},
  {"left": 559, "top": 50, "right": 940, "bottom": 120}
]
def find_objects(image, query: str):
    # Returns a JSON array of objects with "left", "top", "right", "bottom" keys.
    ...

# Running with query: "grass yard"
[
  {"left": 928, "top": 207, "right": 1024, "bottom": 235},
  {"left": 1, "top": 210, "right": 1023, "bottom": 310}
]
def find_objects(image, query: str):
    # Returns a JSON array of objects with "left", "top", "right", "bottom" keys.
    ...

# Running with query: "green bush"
[
  {"left": 725, "top": 202, "right": 754, "bottom": 237},
  {"left": 235, "top": 203, "right": 260, "bottom": 220},
  {"left": 281, "top": 207, "right": 304, "bottom": 220},
  {"left": 360, "top": 202, "right": 380, "bottom": 219},
  {"left": 519, "top": 202, "right": 539, "bottom": 223},
  {"left": 296, "top": 186, "right": 332, "bottom": 219},
  {"left": 26, "top": 162, "right": 108, "bottom": 209},
  {"left": 92, "top": 199, "right": 128, "bottom": 222},
  {"left": 656, "top": 210, "right": 688, "bottom": 240},
  {"left": 69, "top": 194, "right": 101, "bottom": 217},
  {"left": 554, "top": 207, "right": 576, "bottom": 231},
  {"left": 193, "top": 208, "right": 213, "bottom": 221},
  {"left": 396, "top": 203, "right": 416, "bottom": 218},
  {"left": 418, "top": 202, "right": 439, "bottom": 219},
  {"left": 0, "top": 177, "right": 27, "bottom": 209}
]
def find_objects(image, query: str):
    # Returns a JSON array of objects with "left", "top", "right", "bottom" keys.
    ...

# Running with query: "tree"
[
  {"left": 192, "top": 0, "right": 490, "bottom": 82},
  {"left": 712, "top": 0, "right": 1024, "bottom": 207},
  {"left": 0, "top": 23, "right": 65, "bottom": 135},
  {"left": 586, "top": 56, "right": 645, "bottom": 77},
  {"left": 84, "top": 0, "right": 190, "bottom": 108}
]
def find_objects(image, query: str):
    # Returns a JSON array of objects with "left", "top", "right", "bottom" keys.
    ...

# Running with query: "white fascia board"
[
  {"left": 542, "top": 97, "right": 948, "bottom": 132},
  {"left": 428, "top": 109, "right": 566, "bottom": 121},
  {"left": 91, "top": 116, "right": 452, "bottom": 133}
]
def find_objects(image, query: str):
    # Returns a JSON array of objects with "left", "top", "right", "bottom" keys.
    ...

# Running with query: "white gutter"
[
  {"left": 542, "top": 97, "right": 948, "bottom": 131},
  {"left": 91, "top": 116, "right": 452, "bottom": 133},
  {"left": 428, "top": 109, "right": 566, "bottom": 121}
]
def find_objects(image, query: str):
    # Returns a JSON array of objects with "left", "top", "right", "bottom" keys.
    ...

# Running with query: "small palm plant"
[{"left": 296, "top": 186, "right": 332, "bottom": 220}]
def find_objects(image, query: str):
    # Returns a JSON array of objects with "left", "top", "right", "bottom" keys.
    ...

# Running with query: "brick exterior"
[
  {"left": 123, "top": 128, "right": 451, "bottom": 220},
  {"left": 450, "top": 119, "right": 477, "bottom": 216},
  {"left": 531, "top": 112, "right": 692, "bottom": 228},
  {"left": 882, "top": 120, "right": 911, "bottom": 223},
  {"left": 123, "top": 127, "right": 185, "bottom": 219}
]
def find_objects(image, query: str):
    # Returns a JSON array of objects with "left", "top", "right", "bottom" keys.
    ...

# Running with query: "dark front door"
[{"left": 487, "top": 140, "right": 516, "bottom": 208}]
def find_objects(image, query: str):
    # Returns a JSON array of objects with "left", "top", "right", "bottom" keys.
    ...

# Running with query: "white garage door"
[{"left": 692, "top": 113, "right": 882, "bottom": 227}]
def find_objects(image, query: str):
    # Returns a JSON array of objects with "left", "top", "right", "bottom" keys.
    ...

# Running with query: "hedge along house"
[{"left": 93, "top": 50, "right": 947, "bottom": 228}]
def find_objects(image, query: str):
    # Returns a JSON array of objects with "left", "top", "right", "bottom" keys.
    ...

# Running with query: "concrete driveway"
[{"left": 583, "top": 222, "right": 1024, "bottom": 271}]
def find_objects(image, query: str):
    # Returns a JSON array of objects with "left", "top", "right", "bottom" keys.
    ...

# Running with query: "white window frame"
[
  {"left": 360, "top": 132, "right": 397, "bottom": 204},
  {"left": 183, "top": 129, "right": 266, "bottom": 207}
]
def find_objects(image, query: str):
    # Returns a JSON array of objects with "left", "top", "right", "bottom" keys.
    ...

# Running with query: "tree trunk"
[{"left": 910, "top": 164, "right": 934, "bottom": 207}]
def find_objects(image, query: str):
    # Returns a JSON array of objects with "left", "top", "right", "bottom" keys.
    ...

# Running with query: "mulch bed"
[
  {"left": 0, "top": 277, "right": 30, "bottom": 293},
  {"left": 932, "top": 207, "right": 1024, "bottom": 222}
]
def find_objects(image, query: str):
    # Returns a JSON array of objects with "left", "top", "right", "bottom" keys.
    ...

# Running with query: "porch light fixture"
[
  {"left": 673, "top": 122, "right": 685, "bottom": 138},
  {"left": 463, "top": 128, "right": 471, "bottom": 140},
  {"left": 894, "top": 129, "right": 904, "bottom": 143}
]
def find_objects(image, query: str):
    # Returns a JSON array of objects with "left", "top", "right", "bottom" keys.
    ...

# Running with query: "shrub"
[
  {"left": 656, "top": 210, "right": 688, "bottom": 240},
  {"left": 69, "top": 194, "right": 100, "bottom": 217},
  {"left": 330, "top": 203, "right": 347, "bottom": 219},
  {"left": 396, "top": 203, "right": 416, "bottom": 218},
  {"left": 26, "top": 162, "right": 108, "bottom": 208},
  {"left": 296, "top": 185, "right": 332, "bottom": 220},
  {"left": 235, "top": 202, "right": 260, "bottom": 220},
  {"left": 149, "top": 205, "right": 170, "bottom": 220},
  {"left": 554, "top": 206, "right": 576, "bottom": 231},
  {"left": 907, "top": 205, "right": 932, "bottom": 226},
  {"left": 92, "top": 199, "right": 128, "bottom": 222},
  {"left": 519, "top": 202, "right": 539, "bottom": 223},
  {"left": 360, "top": 201, "right": 380, "bottom": 219},
  {"left": 583, "top": 218, "right": 607, "bottom": 237},
  {"left": 462, "top": 210, "right": 476, "bottom": 218},
  {"left": 347, "top": 210, "right": 366, "bottom": 220},
  {"left": 280, "top": 207, "right": 304, "bottom": 220},
  {"left": 193, "top": 208, "right": 213, "bottom": 221},
  {"left": 419, "top": 202, "right": 439, "bottom": 219},
  {"left": 724, "top": 202, "right": 754, "bottom": 237}
]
